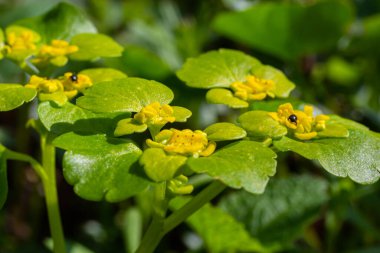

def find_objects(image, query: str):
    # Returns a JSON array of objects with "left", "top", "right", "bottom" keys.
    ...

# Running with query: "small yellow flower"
[
  {"left": 4, "top": 29, "right": 39, "bottom": 59},
  {"left": 146, "top": 128, "right": 216, "bottom": 158},
  {"left": 134, "top": 102, "right": 176, "bottom": 125},
  {"left": 268, "top": 103, "right": 330, "bottom": 140},
  {"left": 60, "top": 72, "right": 93, "bottom": 99},
  {"left": 25, "top": 75, "right": 63, "bottom": 94},
  {"left": 33, "top": 39, "right": 78, "bottom": 66},
  {"left": 231, "top": 75, "right": 275, "bottom": 101}
]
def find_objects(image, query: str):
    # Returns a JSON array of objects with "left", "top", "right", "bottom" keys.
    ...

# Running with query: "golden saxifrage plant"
[{"left": 0, "top": 3, "right": 379, "bottom": 253}]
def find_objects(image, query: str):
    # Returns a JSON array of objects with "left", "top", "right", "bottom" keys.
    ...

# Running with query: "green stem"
[
  {"left": 4, "top": 150, "right": 48, "bottom": 182},
  {"left": 41, "top": 135, "right": 67, "bottom": 253},
  {"left": 135, "top": 182, "right": 168, "bottom": 253},
  {"left": 163, "top": 180, "right": 226, "bottom": 234}
]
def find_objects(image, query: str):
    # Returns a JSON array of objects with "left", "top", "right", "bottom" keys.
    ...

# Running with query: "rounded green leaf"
[
  {"left": 76, "top": 77, "right": 174, "bottom": 113},
  {"left": 238, "top": 111, "right": 287, "bottom": 139},
  {"left": 140, "top": 148, "right": 187, "bottom": 182},
  {"left": 219, "top": 175, "right": 329, "bottom": 246},
  {"left": 0, "top": 145, "right": 7, "bottom": 209},
  {"left": 53, "top": 133, "right": 149, "bottom": 202},
  {"left": 0, "top": 84, "right": 36, "bottom": 111},
  {"left": 206, "top": 88, "right": 248, "bottom": 108},
  {"left": 187, "top": 141, "right": 277, "bottom": 194},
  {"left": 172, "top": 106, "right": 192, "bottom": 122},
  {"left": 114, "top": 118, "right": 147, "bottom": 137},
  {"left": 79, "top": 68, "right": 127, "bottom": 84},
  {"left": 252, "top": 65, "right": 295, "bottom": 98},
  {"left": 14, "top": 2, "right": 97, "bottom": 42},
  {"left": 177, "top": 49, "right": 262, "bottom": 89},
  {"left": 273, "top": 120, "right": 380, "bottom": 184},
  {"left": 38, "top": 101, "right": 127, "bottom": 135},
  {"left": 38, "top": 91, "right": 67, "bottom": 106},
  {"left": 70, "top": 33, "right": 124, "bottom": 61},
  {"left": 204, "top": 122, "right": 247, "bottom": 141}
]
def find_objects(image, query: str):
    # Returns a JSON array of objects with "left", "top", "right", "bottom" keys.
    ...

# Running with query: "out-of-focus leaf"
[
  {"left": 219, "top": 175, "right": 329, "bottom": 245},
  {"left": 273, "top": 116, "right": 380, "bottom": 184},
  {"left": 53, "top": 133, "right": 149, "bottom": 202},
  {"left": 170, "top": 197, "right": 269, "bottom": 253},
  {"left": 14, "top": 2, "right": 97, "bottom": 42},
  {"left": 206, "top": 88, "right": 248, "bottom": 108},
  {"left": 213, "top": 1, "right": 353, "bottom": 59},
  {"left": 0, "top": 84, "right": 36, "bottom": 111},
  {"left": 70, "top": 33, "right": 124, "bottom": 61},
  {"left": 325, "top": 56, "right": 361, "bottom": 86},
  {"left": 187, "top": 141, "right": 276, "bottom": 194},
  {"left": 172, "top": 106, "right": 192, "bottom": 122},
  {"left": 79, "top": 68, "right": 127, "bottom": 84},
  {"left": 76, "top": 78, "right": 174, "bottom": 113},
  {"left": 204, "top": 122, "right": 246, "bottom": 141},
  {"left": 177, "top": 49, "right": 261, "bottom": 89}
]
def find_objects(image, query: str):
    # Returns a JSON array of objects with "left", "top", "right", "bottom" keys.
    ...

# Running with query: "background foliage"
[{"left": 0, "top": 0, "right": 379, "bottom": 252}]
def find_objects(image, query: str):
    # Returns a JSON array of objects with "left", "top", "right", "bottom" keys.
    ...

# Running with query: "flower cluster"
[
  {"left": 3, "top": 28, "right": 40, "bottom": 60},
  {"left": 32, "top": 40, "right": 78, "bottom": 66},
  {"left": 268, "top": 103, "right": 329, "bottom": 140},
  {"left": 231, "top": 75, "right": 275, "bottom": 101},
  {"left": 134, "top": 102, "right": 176, "bottom": 125},
  {"left": 146, "top": 128, "right": 216, "bottom": 158},
  {"left": 25, "top": 72, "right": 92, "bottom": 99}
]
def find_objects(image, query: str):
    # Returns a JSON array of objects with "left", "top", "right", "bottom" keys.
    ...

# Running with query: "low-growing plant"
[{"left": 0, "top": 3, "right": 379, "bottom": 253}]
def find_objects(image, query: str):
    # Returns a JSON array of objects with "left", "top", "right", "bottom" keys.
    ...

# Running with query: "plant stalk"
[{"left": 41, "top": 135, "right": 67, "bottom": 253}]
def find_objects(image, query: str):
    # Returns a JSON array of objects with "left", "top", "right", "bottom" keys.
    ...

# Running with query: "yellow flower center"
[
  {"left": 134, "top": 102, "right": 176, "bottom": 125},
  {"left": 39, "top": 40, "right": 78, "bottom": 57},
  {"left": 60, "top": 72, "right": 93, "bottom": 99},
  {"left": 5, "top": 31, "right": 39, "bottom": 56},
  {"left": 25, "top": 75, "right": 63, "bottom": 93},
  {"left": 146, "top": 129, "right": 216, "bottom": 157},
  {"left": 231, "top": 75, "right": 275, "bottom": 101},
  {"left": 268, "top": 103, "right": 329, "bottom": 140}
]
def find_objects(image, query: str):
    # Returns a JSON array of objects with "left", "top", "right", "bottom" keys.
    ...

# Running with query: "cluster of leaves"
[{"left": 0, "top": 1, "right": 380, "bottom": 253}]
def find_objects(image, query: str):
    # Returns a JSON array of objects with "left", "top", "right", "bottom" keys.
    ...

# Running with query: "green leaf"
[
  {"left": 140, "top": 148, "right": 187, "bottom": 182},
  {"left": 252, "top": 65, "right": 295, "bottom": 98},
  {"left": 114, "top": 118, "right": 147, "bottom": 137},
  {"left": 53, "top": 133, "right": 149, "bottom": 202},
  {"left": 0, "top": 28, "right": 5, "bottom": 60},
  {"left": 204, "top": 122, "right": 247, "bottom": 141},
  {"left": 172, "top": 106, "right": 192, "bottom": 122},
  {"left": 38, "top": 91, "right": 67, "bottom": 106},
  {"left": 187, "top": 141, "right": 277, "bottom": 194},
  {"left": 14, "top": 2, "right": 97, "bottom": 42},
  {"left": 76, "top": 77, "right": 174, "bottom": 113},
  {"left": 170, "top": 197, "right": 268, "bottom": 253},
  {"left": 79, "top": 68, "right": 127, "bottom": 84},
  {"left": 177, "top": 49, "right": 261, "bottom": 89},
  {"left": 219, "top": 175, "right": 329, "bottom": 246},
  {"left": 0, "top": 145, "right": 7, "bottom": 209},
  {"left": 38, "top": 101, "right": 128, "bottom": 135},
  {"left": 206, "top": 88, "right": 248, "bottom": 108},
  {"left": 213, "top": 1, "right": 353, "bottom": 60},
  {"left": 0, "top": 84, "right": 36, "bottom": 111},
  {"left": 238, "top": 111, "right": 287, "bottom": 139},
  {"left": 70, "top": 33, "right": 124, "bottom": 60},
  {"left": 273, "top": 117, "right": 380, "bottom": 184}
]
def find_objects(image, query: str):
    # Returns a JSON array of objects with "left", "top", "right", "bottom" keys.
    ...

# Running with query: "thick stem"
[
  {"left": 135, "top": 183, "right": 168, "bottom": 253},
  {"left": 163, "top": 180, "right": 226, "bottom": 234},
  {"left": 41, "top": 135, "right": 67, "bottom": 253}
]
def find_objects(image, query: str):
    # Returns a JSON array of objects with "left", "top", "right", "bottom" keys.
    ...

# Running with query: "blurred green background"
[{"left": 0, "top": 0, "right": 379, "bottom": 252}]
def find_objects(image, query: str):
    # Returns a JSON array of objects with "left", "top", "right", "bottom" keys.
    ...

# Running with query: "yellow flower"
[
  {"left": 231, "top": 75, "right": 275, "bottom": 101},
  {"left": 146, "top": 128, "right": 216, "bottom": 158},
  {"left": 60, "top": 72, "right": 93, "bottom": 99},
  {"left": 4, "top": 29, "right": 40, "bottom": 59},
  {"left": 268, "top": 103, "right": 329, "bottom": 140},
  {"left": 33, "top": 39, "right": 78, "bottom": 66},
  {"left": 134, "top": 102, "right": 176, "bottom": 125},
  {"left": 25, "top": 75, "right": 63, "bottom": 94}
]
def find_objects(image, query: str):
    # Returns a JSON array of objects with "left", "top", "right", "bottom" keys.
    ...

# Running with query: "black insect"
[
  {"left": 288, "top": 114, "right": 297, "bottom": 124},
  {"left": 70, "top": 73, "right": 78, "bottom": 82}
]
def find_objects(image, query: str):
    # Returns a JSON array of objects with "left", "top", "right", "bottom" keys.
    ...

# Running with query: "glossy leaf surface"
[
  {"left": 0, "top": 84, "right": 36, "bottom": 111},
  {"left": 204, "top": 122, "right": 247, "bottom": 141},
  {"left": 79, "top": 68, "right": 127, "bottom": 84}
]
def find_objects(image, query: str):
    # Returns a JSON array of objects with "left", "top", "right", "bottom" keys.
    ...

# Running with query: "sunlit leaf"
[
  {"left": 0, "top": 84, "right": 36, "bottom": 111},
  {"left": 79, "top": 68, "right": 127, "bottom": 84},
  {"left": 206, "top": 88, "right": 248, "bottom": 108},
  {"left": 204, "top": 122, "right": 247, "bottom": 141},
  {"left": 53, "top": 133, "right": 149, "bottom": 202},
  {"left": 187, "top": 141, "right": 276, "bottom": 194},
  {"left": 76, "top": 78, "right": 174, "bottom": 113}
]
